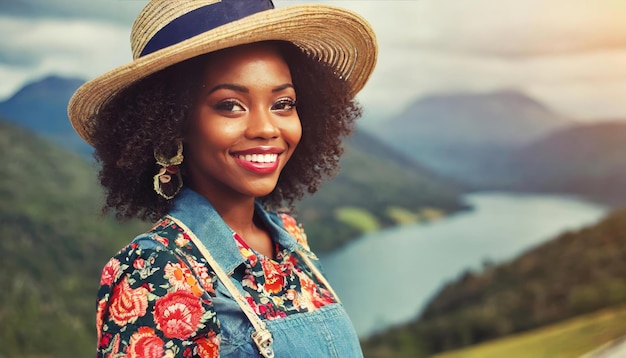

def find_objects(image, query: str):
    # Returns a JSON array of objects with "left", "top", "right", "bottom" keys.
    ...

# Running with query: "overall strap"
[
  {"left": 166, "top": 215, "right": 275, "bottom": 358},
  {"left": 273, "top": 211, "right": 342, "bottom": 304},
  {"left": 297, "top": 252, "right": 342, "bottom": 305}
]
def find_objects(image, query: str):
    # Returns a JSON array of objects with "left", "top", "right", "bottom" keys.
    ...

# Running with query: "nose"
[{"left": 245, "top": 107, "right": 280, "bottom": 140}]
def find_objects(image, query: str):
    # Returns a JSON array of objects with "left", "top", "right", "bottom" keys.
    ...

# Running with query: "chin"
[{"left": 246, "top": 181, "right": 279, "bottom": 199}]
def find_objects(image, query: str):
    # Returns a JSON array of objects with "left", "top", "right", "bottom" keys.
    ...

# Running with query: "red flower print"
[
  {"left": 300, "top": 274, "right": 335, "bottom": 309},
  {"left": 234, "top": 233, "right": 257, "bottom": 266},
  {"left": 195, "top": 331, "right": 220, "bottom": 358},
  {"left": 153, "top": 234, "right": 169, "bottom": 247},
  {"left": 183, "top": 347, "right": 194, "bottom": 358},
  {"left": 98, "top": 332, "right": 112, "bottom": 349},
  {"left": 127, "top": 327, "right": 164, "bottom": 358},
  {"left": 186, "top": 256, "right": 215, "bottom": 293},
  {"left": 96, "top": 298, "right": 107, "bottom": 341},
  {"left": 246, "top": 296, "right": 260, "bottom": 314},
  {"left": 108, "top": 276, "right": 149, "bottom": 326},
  {"left": 241, "top": 273, "right": 259, "bottom": 291},
  {"left": 133, "top": 258, "right": 145, "bottom": 270},
  {"left": 259, "top": 302, "right": 287, "bottom": 320},
  {"left": 174, "top": 233, "right": 190, "bottom": 247},
  {"left": 279, "top": 213, "right": 310, "bottom": 250},
  {"left": 108, "top": 334, "right": 120, "bottom": 357},
  {"left": 154, "top": 290, "right": 204, "bottom": 339},
  {"left": 164, "top": 261, "right": 204, "bottom": 297},
  {"left": 100, "top": 258, "right": 120, "bottom": 286},
  {"left": 261, "top": 258, "right": 285, "bottom": 294},
  {"left": 312, "top": 290, "right": 336, "bottom": 308},
  {"left": 285, "top": 289, "right": 301, "bottom": 309}
]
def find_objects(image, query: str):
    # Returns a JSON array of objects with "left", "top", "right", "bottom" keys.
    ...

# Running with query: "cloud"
[
  {"left": 0, "top": 15, "right": 131, "bottom": 98},
  {"left": 320, "top": 0, "right": 626, "bottom": 57},
  {"left": 2, "top": 0, "right": 626, "bottom": 122},
  {"left": 359, "top": 45, "right": 626, "bottom": 120},
  {"left": 0, "top": 0, "right": 143, "bottom": 23},
  {"left": 312, "top": 0, "right": 626, "bottom": 121}
]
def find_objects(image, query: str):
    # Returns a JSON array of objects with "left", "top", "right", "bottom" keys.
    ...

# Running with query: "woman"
[{"left": 68, "top": 0, "right": 377, "bottom": 356}]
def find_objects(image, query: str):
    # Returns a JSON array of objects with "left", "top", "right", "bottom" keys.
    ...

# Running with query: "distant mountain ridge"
[
  {"left": 510, "top": 121, "right": 626, "bottom": 205},
  {"left": 377, "top": 90, "right": 569, "bottom": 146},
  {"left": 371, "top": 90, "right": 572, "bottom": 187},
  {"left": 0, "top": 75, "right": 89, "bottom": 155},
  {"left": 370, "top": 90, "right": 626, "bottom": 206}
]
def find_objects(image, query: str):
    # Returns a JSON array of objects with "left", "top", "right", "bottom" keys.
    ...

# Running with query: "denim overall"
[{"left": 169, "top": 189, "right": 363, "bottom": 357}]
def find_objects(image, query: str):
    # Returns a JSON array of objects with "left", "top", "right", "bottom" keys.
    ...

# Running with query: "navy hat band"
[{"left": 140, "top": 0, "right": 275, "bottom": 57}]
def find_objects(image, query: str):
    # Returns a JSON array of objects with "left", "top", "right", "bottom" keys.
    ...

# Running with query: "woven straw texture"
[{"left": 68, "top": 1, "right": 377, "bottom": 145}]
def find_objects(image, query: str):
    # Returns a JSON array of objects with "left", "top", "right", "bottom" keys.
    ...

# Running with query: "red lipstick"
[{"left": 231, "top": 147, "right": 283, "bottom": 175}]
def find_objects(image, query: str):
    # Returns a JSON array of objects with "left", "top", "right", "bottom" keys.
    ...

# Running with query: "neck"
[
  {"left": 191, "top": 185, "right": 257, "bottom": 235},
  {"left": 186, "top": 183, "right": 274, "bottom": 257},
  {"left": 214, "top": 198, "right": 258, "bottom": 237}
]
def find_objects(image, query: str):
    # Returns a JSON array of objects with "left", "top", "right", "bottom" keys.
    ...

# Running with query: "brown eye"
[
  {"left": 272, "top": 98, "right": 296, "bottom": 112},
  {"left": 215, "top": 100, "right": 245, "bottom": 112}
]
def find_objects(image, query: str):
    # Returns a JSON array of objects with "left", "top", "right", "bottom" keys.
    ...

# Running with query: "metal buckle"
[{"left": 251, "top": 329, "right": 274, "bottom": 358}]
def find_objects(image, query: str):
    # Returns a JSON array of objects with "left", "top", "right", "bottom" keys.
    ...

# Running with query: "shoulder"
[
  {"left": 99, "top": 218, "right": 213, "bottom": 295},
  {"left": 96, "top": 218, "right": 220, "bottom": 356}
]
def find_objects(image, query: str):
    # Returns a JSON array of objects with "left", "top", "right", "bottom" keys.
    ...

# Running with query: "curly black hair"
[{"left": 91, "top": 41, "right": 362, "bottom": 222}]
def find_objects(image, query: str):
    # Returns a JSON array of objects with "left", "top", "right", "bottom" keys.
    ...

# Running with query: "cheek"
[
  {"left": 187, "top": 116, "right": 239, "bottom": 153},
  {"left": 286, "top": 115, "right": 303, "bottom": 148}
]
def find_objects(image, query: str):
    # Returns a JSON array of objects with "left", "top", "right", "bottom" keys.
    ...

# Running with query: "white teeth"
[{"left": 238, "top": 154, "right": 278, "bottom": 163}]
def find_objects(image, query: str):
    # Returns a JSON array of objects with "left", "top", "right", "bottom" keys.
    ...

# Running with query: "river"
[{"left": 318, "top": 192, "right": 609, "bottom": 338}]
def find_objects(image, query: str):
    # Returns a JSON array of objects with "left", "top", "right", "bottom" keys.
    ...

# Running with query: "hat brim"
[{"left": 67, "top": 4, "right": 377, "bottom": 146}]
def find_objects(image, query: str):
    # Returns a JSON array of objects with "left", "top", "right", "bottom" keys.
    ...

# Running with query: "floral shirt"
[{"left": 96, "top": 202, "right": 337, "bottom": 357}]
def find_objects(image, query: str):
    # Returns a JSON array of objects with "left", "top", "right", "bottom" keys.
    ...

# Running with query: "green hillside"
[
  {"left": 297, "top": 129, "right": 466, "bottom": 251},
  {"left": 361, "top": 207, "right": 626, "bottom": 357},
  {"left": 0, "top": 120, "right": 147, "bottom": 357},
  {"left": 434, "top": 304, "right": 626, "bottom": 358}
]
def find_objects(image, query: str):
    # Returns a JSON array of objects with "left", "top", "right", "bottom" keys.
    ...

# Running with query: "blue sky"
[{"left": 2, "top": 0, "right": 626, "bottom": 123}]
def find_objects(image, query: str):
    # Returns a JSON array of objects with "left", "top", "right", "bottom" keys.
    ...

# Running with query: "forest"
[{"left": 361, "top": 206, "right": 626, "bottom": 356}]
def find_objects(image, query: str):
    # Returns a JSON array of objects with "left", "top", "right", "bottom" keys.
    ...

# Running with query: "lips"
[{"left": 231, "top": 147, "right": 283, "bottom": 174}]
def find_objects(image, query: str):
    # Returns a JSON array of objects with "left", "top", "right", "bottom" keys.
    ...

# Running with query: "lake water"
[{"left": 318, "top": 192, "right": 609, "bottom": 338}]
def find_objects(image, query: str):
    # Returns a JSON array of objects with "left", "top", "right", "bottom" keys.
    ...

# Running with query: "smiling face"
[{"left": 184, "top": 43, "right": 302, "bottom": 206}]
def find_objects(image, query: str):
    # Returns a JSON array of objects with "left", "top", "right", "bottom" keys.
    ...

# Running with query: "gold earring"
[{"left": 153, "top": 141, "right": 184, "bottom": 200}]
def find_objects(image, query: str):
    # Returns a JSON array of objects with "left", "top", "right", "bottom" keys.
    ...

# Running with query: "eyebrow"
[
  {"left": 206, "top": 83, "right": 294, "bottom": 94},
  {"left": 272, "top": 83, "right": 295, "bottom": 93}
]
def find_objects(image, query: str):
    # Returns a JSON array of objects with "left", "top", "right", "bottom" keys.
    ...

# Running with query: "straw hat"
[{"left": 67, "top": 0, "right": 378, "bottom": 145}]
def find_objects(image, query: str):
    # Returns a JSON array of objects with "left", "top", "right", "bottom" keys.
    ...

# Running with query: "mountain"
[
  {"left": 0, "top": 75, "right": 89, "bottom": 155},
  {"left": 372, "top": 90, "right": 570, "bottom": 187},
  {"left": 361, "top": 206, "right": 626, "bottom": 357},
  {"left": 509, "top": 121, "right": 626, "bottom": 205},
  {"left": 0, "top": 119, "right": 147, "bottom": 357}
]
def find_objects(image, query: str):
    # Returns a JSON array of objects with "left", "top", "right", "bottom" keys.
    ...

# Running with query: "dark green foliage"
[
  {"left": 361, "top": 207, "right": 626, "bottom": 357},
  {"left": 0, "top": 120, "right": 147, "bottom": 357}
]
